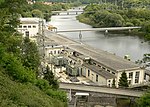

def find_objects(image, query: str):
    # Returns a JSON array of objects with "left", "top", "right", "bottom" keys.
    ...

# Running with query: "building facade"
[
  {"left": 17, "top": 18, "right": 45, "bottom": 39},
  {"left": 44, "top": 41, "right": 146, "bottom": 88}
]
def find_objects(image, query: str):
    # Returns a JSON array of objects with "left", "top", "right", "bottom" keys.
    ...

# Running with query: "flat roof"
[
  {"left": 83, "top": 63, "right": 116, "bottom": 79},
  {"left": 69, "top": 44, "right": 139, "bottom": 71},
  {"left": 20, "top": 18, "right": 45, "bottom": 24},
  {"left": 75, "top": 92, "right": 89, "bottom": 96}
]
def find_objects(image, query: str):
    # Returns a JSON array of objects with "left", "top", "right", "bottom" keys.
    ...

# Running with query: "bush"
[
  {"left": 2, "top": 53, "right": 36, "bottom": 83},
  {"left": 46, "top": 89, "right": 67, "bottom": 102},
  {"left": 35, "top": 79, "right": 50, "bottom": 90}
]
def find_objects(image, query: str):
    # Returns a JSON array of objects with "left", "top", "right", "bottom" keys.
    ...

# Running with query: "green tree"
[
  {"left": 32, "top": 9, "right": 43, "bottom": 18},
  {"left": 44, "top": 65, "right": 59, "bottom": 89},
  {"left": 137, "top": 91, "right": 150, "bottom": 107},
  {"left": 118, "top": 71, "right": 129, "bottom": 87},
  {"left": 21, "top": 37, "right": 40, "bottom": 75}
]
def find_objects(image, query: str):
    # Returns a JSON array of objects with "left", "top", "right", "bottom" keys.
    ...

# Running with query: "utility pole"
[{"left": 38, "top": 18, "right": 46, "bottom": 77}]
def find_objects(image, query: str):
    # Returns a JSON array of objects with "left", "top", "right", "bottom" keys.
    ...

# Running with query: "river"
[{"left": 49, "top": 7, "right": 150, "bottom": 61}]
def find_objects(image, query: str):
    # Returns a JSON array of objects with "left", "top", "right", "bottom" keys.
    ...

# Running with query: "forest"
[{"left": 77, "top": 0, "right": 150, "bottom": 41}]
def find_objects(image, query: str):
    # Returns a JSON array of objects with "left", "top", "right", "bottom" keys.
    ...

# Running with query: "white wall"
[
  {"left": 18, "top": 23, "right": 39, "bottom": 38},
  {"left": 85, "top": 68, "right": 107, "bottom": 86},
  {"left": 116, "top": 69, "right": 145, "bottom": 88},
  {"left": 45, "top": 47, "right": 64, "bottom": 58}
]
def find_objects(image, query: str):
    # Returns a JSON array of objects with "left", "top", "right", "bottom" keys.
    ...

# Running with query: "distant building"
[{"left": 17, "top": 17, "right": 45, "bottom": 39}]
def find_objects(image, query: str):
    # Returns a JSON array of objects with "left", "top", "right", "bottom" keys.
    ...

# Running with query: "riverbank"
[{"left": 76, "top": 14, "right": 147, "bottom": 40}]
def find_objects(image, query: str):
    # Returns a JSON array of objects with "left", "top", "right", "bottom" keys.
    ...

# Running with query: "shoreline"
[{"left": 76, "top": 15, "right": 147, "bottom": 41}]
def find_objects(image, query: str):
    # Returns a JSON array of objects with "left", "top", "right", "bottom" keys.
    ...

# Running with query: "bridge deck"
[
  {"left": 52, "top": 10, "right": 84, "bottom": 13},
  {"left": 60, "top": 83, "right": 144, "bottom": 98},
  {"left": 56, "top": 27, "right": 141, "bottom": 33}
]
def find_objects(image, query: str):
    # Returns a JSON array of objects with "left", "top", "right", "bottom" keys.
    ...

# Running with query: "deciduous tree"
[{"left": 44, "top": 65, "right": 59, "bottom": 89}]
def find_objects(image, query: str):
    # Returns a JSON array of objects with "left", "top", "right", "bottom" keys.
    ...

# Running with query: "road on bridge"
[{"left": 60, "top": 83, "right": 144, "bottom": 98}]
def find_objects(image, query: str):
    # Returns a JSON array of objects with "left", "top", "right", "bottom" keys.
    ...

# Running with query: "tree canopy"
[
  {"left": 77, "top": 2, "right": 150, "bottom": 40},
  {"left": 0, "top": 0, "right": 67, "bottom": 106}
]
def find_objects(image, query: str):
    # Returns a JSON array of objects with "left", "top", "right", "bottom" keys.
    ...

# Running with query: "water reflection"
[{"left": 49, "top": 11, "right": 150, "bottom": 61}]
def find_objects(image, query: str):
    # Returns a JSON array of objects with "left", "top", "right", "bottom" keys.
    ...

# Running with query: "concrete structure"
[
  {"left": 56, "top": 27, "right": 141, "bottom": 33},
  {"left": 67, "top": 44, "right": 145, "bottom": 88},
  {"left": 52, "top": 10, "right": 84, "bottom": 15},
  {"left": 60, "top": 83, "right": 144, "bottom": 98},
  {"left": 44, "top": 29, "right": 146, "bottom": 88},
  {"left": 17, "top": 18, "right": 45, "bottom": 39}
]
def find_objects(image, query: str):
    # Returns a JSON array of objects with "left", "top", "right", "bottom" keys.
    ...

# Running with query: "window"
[
  {"left": 102, "top": 67, "right": 105, "bottom": 70},
  {"left": 107, "top": 69, "right": 110, "bottom": 72},
  {"left": 135, "top": 72, "right": 140, "bottom": 78},
  {"left": 54, "top": 50, "right": 56, "bottom": 54},
  {"left": 112, "top": 72, "right": 115, "bottom": 75},
  {"left": 33, "top": 25, "right": 36, "bottom": 28},
  {"left": 144, "top": 74, "right": 146, "bottom": 80},
  {"left": 129, "top": 72, "right": 133, "bottom": 78},
  {"left": 19, "top": 25, "right": 22, "bottom": 28},
  {"left": 23, "top": 26, "right": 27, "bottom": 28},
  {"left": 135, "top": 71, "right": 140, "bottom": 83},
  {"left": 88, "top": 70, "right": 90, "bottom": 77},
  {"left": 135, "top": 79, "right": 139, "bottom": 83},
  {"left": 96, "top": 74, "right": 98, "bottom": 82},
  {"left": 98, "top": 65, "right": 101, "bottom": 68},
  {"left": 28, "top": 25, "right": 31, "bottom": 28}
]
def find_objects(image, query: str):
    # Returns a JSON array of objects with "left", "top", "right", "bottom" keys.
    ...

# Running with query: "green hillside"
[
  {"left": 0, "top": 70, "right": 66, "bottom": 107},
  {"left": 0, "top": 0, "right": 67, "bottom": 107}
]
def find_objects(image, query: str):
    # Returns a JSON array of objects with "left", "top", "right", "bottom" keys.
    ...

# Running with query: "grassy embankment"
[{"left": 0, "top": 69, "right": 67, "bottom": 107}]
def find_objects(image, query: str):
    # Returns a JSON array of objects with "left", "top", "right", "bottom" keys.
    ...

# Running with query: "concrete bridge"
[
  {"left": 55, "top": 26, "right": 141, "bottom": 39},
  {"left": 56, "top": 27, "right": 141, "bottom": 33},
  {"left": 60, "top": 82, "right": 144, "bottom": 98},
  {"left": 52, "top": 10, "right": 84, "bottom": 15}
]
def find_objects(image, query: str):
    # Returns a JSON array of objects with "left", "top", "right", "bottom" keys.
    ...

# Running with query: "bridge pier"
[
  {"left": 104, "top": 30, "right": 108, "bottom": 35},
  {"left": 79, "top": 31, "right": 82, "bottom": 39},
  {"left": 128, "top": 29, "right": 131, "bottom": 32}
]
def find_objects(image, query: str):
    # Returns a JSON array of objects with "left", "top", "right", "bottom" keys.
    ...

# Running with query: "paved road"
[
  {"left": 44, "top": 29, "right": 81, "bottom": 46},
  {"left": 60, "top": 83, "right": 144, "bottom": 98}
]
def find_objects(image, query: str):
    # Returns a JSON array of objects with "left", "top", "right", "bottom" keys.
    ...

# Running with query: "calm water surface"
[{"left": 49, "top": 8, "right": 150, "bottom": 61}]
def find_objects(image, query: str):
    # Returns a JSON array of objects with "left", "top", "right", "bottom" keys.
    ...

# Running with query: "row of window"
[
  {"left": 88, "top": 70, "right": 99, "bottom": 82},
  {"left": 128, "top": 71, "right": 140, "bottom": 84},
  {"left": 50, "top": 50, "right": 61, "bottom": 55},
  {"left": 91, "top": 61, "right": 116, "bottom": 75},
  {"left": 19, "top": 25, "right": 36, "bottom": 28}
]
